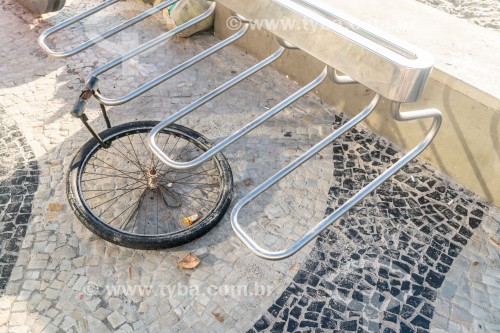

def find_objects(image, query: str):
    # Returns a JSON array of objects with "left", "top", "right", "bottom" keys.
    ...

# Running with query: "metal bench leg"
[
  {"left": 149, "top": 62, "right": 328, "bottom": 170},
  {"left": 38, "top": 0, "right": 180, "bottom": 58},
  {"left": 230, "top": 96, "right": 442, "bottom": 260}
]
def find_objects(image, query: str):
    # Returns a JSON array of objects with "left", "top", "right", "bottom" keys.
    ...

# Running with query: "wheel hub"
[{"left": 147, "top": 168, "right": 159, "bottom": 189}]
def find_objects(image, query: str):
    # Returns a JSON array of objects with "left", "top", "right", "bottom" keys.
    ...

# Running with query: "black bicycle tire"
[{"left": 67, "top": 121, "right": 233, "bottom": 249}]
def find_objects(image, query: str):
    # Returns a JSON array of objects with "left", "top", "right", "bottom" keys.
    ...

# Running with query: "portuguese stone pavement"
[{"left": 0, "top": 1, "right": 498, "bottom": 332}]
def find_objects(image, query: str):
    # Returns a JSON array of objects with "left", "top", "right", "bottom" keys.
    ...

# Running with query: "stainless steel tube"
[
  {"left": 147, "top": 48, "right": 286, "bottom": 158},
  {"left": 149, "top": 67, "right": 328, "bottom": 170},
  {"left": 216, "top": 0, "right": 435, "bottom": 102},
  {"left": 328, "top": 68, "right": 357, "bottom": 85},
  {"left": 230, "top": 96, "right": 441, "bottom": 260},
  {"left": 86, "top": 2, "right": 216, "bottom": 81},
  {"left": 38, "top": 0, "right": 178, "bottom": 58},
  {"left": 92, "top": 14, "right": 248, "bottom": 106}
]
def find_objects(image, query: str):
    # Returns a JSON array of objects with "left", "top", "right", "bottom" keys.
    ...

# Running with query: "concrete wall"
[{"left": 214, "top": 5, "right": 500, "bottom": 206}]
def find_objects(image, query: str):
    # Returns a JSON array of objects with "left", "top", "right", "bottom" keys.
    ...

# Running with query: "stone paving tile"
[
  {"left": 247, "top": 115, "right": 499, "bottom": 333},
  {"left": 0, "top": 0, "right": 319, "bottom": 331},
  {"left": 0, "top": 111, "right": 39, "bottom": 293},
  {"left": 432, "top": 209, "right": 500, "bottom": 333},
  {"left": 0, "top": 0, "right": 499, "bottom": 332}
]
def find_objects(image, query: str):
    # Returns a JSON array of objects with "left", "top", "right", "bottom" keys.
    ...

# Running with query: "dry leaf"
[
  {"left": 177, "top": 253, "right": 200, "bottom": 269},
  {"left": 212, "top": 312, "right": 224, "bottom": 323},
  {"left": 48, "top": 203, "right": 65, "bottom": 211}
]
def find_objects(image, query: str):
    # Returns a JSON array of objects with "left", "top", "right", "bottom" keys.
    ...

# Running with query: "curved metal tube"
[
  {"left": 38, "top": 0, "right": 177, "bottom": 58},
  {"left": 88, "top": 2, "right": 216, "bottom": 80},
  {"left": 217, "top": 0, "right": 435, "bottom": 102},
  {"left": 149, "top": 67, "right": 328, "bottom": 170},
  {"left": 88, "top": 2, "right": 230, "bottom": 106},
  {"left": 147, "top": 47, "right": 286, "bottom": 160},
  {"left": 231, "top": 97, "right": 442, "bottom": 260},
  {"left": 328, "top": 68, "right": 357, "bottom": 85},
  {"left": 92, "top": 17, "right": 248, "bottom": 105}
]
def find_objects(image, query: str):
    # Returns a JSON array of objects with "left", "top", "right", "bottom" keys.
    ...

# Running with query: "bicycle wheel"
[{"left": 67, "top": 121, "right": 233, "bottom": 249}]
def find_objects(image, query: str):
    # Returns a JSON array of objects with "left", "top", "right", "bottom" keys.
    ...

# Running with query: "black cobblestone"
[
  {"left": 0, "top": 111, "right": 39, "bottom": 293},
  {"left": 249, "top": 114, "right": 487, "bottom": 332}
]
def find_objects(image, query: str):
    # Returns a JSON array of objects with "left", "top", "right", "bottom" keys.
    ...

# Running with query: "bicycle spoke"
[
  {"left": 107, "top": 143, "right": 145, "bottom": 172},
  {"left": 77, "top": 125, "right": 227, "bottom": 240},
  {"left": 126, "top": 134, "right": 144, "bottom": 170},
  {"left": 130, "top": 189, "right": 148, "bottom": 233},
  {"left": 136, "top": 132, "right": 155, "bottom": 171},
  {"left": 175, "top": 186, "right": 215, "bottom": 208},
  {"left": 84, "top": 178, "right": 145, "bottom": 201},
  {"left": 92, "top": 185, "right": 145, "bottom": 211},
  {"left": 92, "top": 156, "right": 149, "bottom": 186},
  {"left": 157, "top": 161, "right": 217, "bottom": 184},
  {"left": 115, "top": 136, "right": 146, "bottom": 170},
  {"left": 143, "top": 189, "right": 148, "bottom": 235},
  {"left": 174, "top": 183, "right": 219, "bottom": 196},
  {"left": 82, "top": 173, "right": 142, "bottom": 183},
  {"left": 157, "top": 196, "right": 177, "bottom": 233},
  {"left": 173, "top": 181, "right": 219, "bottom": 187},
  {"left": 156, "top": 185, "right": 196, "bottom": 228},
  {"left": 86, "top": 162, "right": 144, "bottom": 176},
  {"left": 110, "top": 190, "right": 147, "bottom": 226},
  {"left": 85, "top": 165, "right": 144, "bottom": 174},
  {"left": 170, "top": 170, "right": 217, "bottom": 184},
  {"left": 156, "top": 188, "right": 159, "bottom": 234},
  {"left": 153, "top": 132, "right": 172, "bottom": 170},
  {"left": 156, "top": 143, "right": 201, "bottom": 176}
]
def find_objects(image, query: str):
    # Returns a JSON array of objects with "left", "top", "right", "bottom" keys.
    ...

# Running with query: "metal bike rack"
[
  {"left": 38, "top": 0, "right": 176, "bottom": 58},
  {"left": 148, "top": 0, "right": 442, "bottom": 260},
  {"left": 38, "top": 0, "right": 442, "bottom": 260},
  {"left": 87, "top": 3, "right": 239, "bottom": 107},
  {"left": 148, "top": 44, "right": 327, "bottom": 170},
  {"left": 231, "top": 99, "right": 441, "bottom": 260},
  {"left": 39, "top": 1, "right": 252, "bottom": 149}
]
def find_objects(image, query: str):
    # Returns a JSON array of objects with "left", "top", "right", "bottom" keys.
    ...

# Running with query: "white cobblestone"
[
  {"left": 0, "top": 1, "right": 498, "bottom": 332},
  {"left": 107, "top": 311, "right": 127, "bottom": 329},
  {"left": 71, "top": 276, "right": 88, "bottom": 291},
  {"left": 93, "top": 307, "right": 112, "bottom": 321}
]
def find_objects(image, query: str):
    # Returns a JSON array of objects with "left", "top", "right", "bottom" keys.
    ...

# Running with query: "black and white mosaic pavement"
[
  {"left": 248, "top": 114, "right": 488, "bottom": 333},
  {"left": 0, "top": 111, "right": 39, "bottom": 293}
]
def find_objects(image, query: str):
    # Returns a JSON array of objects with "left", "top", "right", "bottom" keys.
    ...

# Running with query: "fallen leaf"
[
  {"left": 48, "top": 203, "right": 65, "bottom": 211},
  {"left": 212, "top": 312, "right": 224, "bottom": 323},
  {"left": 177, "top": 253, "right": 200, "bottom": 269}
]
